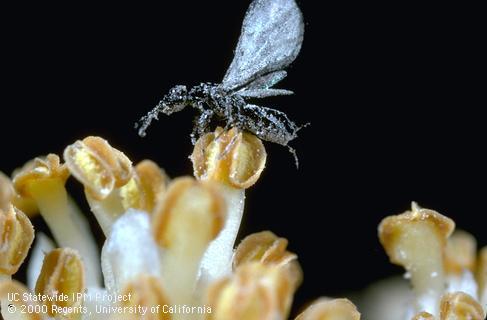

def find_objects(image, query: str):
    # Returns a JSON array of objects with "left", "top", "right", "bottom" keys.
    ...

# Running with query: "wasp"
[{"left": 136, "top": 0, "right": 306, "bottom": 166}]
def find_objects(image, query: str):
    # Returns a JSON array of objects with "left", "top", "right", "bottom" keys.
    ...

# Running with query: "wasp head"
[{"left": 161, "top": 85, "right": 189, "bottom": 115}]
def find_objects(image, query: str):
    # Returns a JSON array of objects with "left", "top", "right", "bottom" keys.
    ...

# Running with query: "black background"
[{"left": 1, "top": 0, "right": 484, "bottom": 315}]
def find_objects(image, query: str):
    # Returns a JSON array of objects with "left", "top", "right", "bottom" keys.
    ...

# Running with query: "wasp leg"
[
  {"left": 287, "top": 145, "right": 299, "bottom": 169},
  {"left": 191, "top": 109, "right": 214, "bottom": 145},
  {"left": 217, "top": 131, "right": 240, "bottom": 161}
]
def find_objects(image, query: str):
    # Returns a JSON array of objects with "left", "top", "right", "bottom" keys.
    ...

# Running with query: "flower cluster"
[
  {"left": 0, "top": 129, "right": 339, "bottom": 320},
  {"left": 0, "top": 128, "right": 485, "bottom": 320}
]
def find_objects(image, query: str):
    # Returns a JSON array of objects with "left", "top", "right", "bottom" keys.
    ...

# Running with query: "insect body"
[{"left": 136, "top": 0, "right": 306, "bottom": 165}]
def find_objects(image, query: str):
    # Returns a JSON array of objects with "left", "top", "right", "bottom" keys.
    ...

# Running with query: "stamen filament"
[
  {"left": 26, "top": 178, "right": 101, "bottom": 286},
  {"left": 191, "top": 128, "right": 266, "bottom": 283},
  {"left": 152, "top": 177, "right": 225, "bottom": 315},
  {"left": 199, "top": 185, "right": 245, "bottom": 282}
]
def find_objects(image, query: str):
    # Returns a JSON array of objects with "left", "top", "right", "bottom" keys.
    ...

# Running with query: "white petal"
[
  {"left": 101, "top": 209, "right": 161, "bottom": 294},
  {"left": 357, "top": 276, "right": 413, "bottom": 320},
  {"left": 446, "top": 270, "right": 478, "bottom": 300},
  {"left": 198, "top": 186, "right": 245, "bottom": 283},
  {"left": 26, "top": 232, "right": 55, "bottom": 291}
]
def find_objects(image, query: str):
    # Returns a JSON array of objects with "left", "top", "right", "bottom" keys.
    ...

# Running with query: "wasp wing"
[
  {"left": 237, "top": 70, "right": 293, "bottom": 98},
  {"left": 221, "top": 0, "right": 304, "bottom": 91},
  {"left": 244, "top": 70, "right": 288, "bottom": 90},
  {"left": 239, "top": 88, "right": 293, "bottom": 98}
]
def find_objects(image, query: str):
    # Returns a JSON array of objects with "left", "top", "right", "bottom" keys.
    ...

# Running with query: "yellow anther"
[
  {"left": 2, "top": 170, "right": 38, "bottom": 216},
  {"left": 119, "top": 175, "right": 145, "bottom": 211},
  {"left": 35, "top": 248, "right": 85, "bottom": 318},
  {"left": 445, "top": 230, "right": 477, "bottom": 275},
  {"left": 439, "top": 292, "right": 484, "bottom": 320},
  {"left": 206, "top": 262, "right": 294, "bottom": 320},
  {"left": 191, "top": 127, "right": 266, "bottom": 189},
  {"left": 152, "top": 177, "right": 225, "bottom": 248},
  {"left": 135, "top": 159, "right": 168, "bottom": 213},
  {"left": 412, "top": 312, "right": 435, "bottom": 320},
  {"left": 117, "top": 275, "right": 172, "bottom": 320},
  {"left": 379, "top": 205, "right": 455, "bottom": 265},
  {"left": 0, "top": 205, "right": 34, "bottom": 275},
  {"left": 64, "top": 136, "right": 133, "bottom": 200},
  {"left": 13, "top": 154, "right": 69, "bottom": 198},
  {"left": 82, "top": 136, "right": 133, "bottom": 187},
  {"left": 234, "top": 231, "right": 303, "bottom": 290},
  {"left": 294, "top": 298, "right": 361, "bottom": 320}
]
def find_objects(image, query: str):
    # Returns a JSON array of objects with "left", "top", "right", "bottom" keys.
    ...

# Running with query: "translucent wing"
[
  {"left": 244, "top": 70, "right": 288, "bottom": 90},
  {"left": 239, "top": 88, "right": 293, "bottom": 98},
  {"left": 221, "top": 0, "right": 304, "bottom": 91}
]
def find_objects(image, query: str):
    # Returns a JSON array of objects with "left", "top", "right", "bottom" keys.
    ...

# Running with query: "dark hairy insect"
[{"left": 136, "top": 0, "right": 307, "bottom": 166}]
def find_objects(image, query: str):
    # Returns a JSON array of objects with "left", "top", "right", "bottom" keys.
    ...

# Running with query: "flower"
[
  {"left": 1, "top": 130, "right": 485, "bottom": 320},
  {"left": 1, "top": 130, "right": 300, "bottom": 320}
]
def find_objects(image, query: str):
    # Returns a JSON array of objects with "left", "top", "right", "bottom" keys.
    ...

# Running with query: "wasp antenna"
[
  {"left": 136, "top": 101, "right": 167, "bottom": 137},
  {"left": 296, "top": 122, "right": 311, "bottom": 134},
  {"left": 136, "top": 110, "right": 156, "bottom": 137}
]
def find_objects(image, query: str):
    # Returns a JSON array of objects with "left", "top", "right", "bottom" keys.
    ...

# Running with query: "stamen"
[
  {"left": 378, "top": 202, "right": 455, "bottom": 316},
  {"left": 191, "top": 127, "right": 266, "bottom": 189},
  {"left": 12, "top": 154, "right": 101, "bottom": 286},
  {"left": 35, "top": 248, "right": 85, "bottom": 318},
  {"left": 118, "top": 274, "right": 171, "bottom": 320},
  {"left": 206, "top": 262, "right": 295, "bottom": 320},
  {"left": 233, "top": 231, "right": 303, "bottom": 290},
  {"left": 118, "top": 160, "right": 168, "bottom": 214},
  {"left": 64, "top": 137, "right": 160, "bottom": 235},
  {"left": 445, "top": 230, "right": 478, "bottom": 298},
  {"left": 445, "top": 230, "right": 477, "bottom": 275},
  {"left": 191, "top": 127, "right": 266, "bottom": 282},
  {"left": 135, "top": 160, "right": 169, "bottom": 214},
  {"left": 79, "top": 136, "right": 133, "bottom": 189},
  {"left": 439, "top": 291, "right": 485, "bottom": 320},
  {"left": 0, "top": 205, "right": 34, "bottom": 276},
  {"left": 152, "top": 177, "right": 225, "bottom": 309},
  {"left": 411, "top": 312, "right": 435, "bottom": 320},
  {"left": 3, "top": 168, "right": 39, "bottom": 217},
  {"left": 294, "top": 298, "right": 361, "bottom": 320}
]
